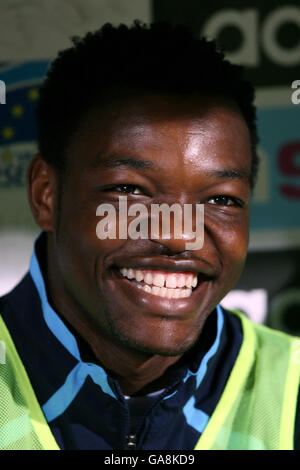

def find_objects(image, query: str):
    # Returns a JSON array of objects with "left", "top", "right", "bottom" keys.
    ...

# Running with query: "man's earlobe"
[{"left": 26, "top": 155, "right": 57, "bottom": 232}]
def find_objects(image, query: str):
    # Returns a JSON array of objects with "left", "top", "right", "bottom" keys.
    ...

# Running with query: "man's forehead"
[
  {"left": 86, "top": 89, "right": 245, "bottom": 126},
  {"left": 102, "top": 96, "right": 249, "bottom": 149},
  {"left": 85, "top": 93, "right": 250, "bottom": 149},
  {"left": 136, "top": 91, "right": 238, "bottom": 117},
  {"left": 68, "top": 92, "right": 251, "bottom": 183}
]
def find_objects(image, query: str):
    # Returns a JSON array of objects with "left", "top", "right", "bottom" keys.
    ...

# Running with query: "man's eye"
[
  {"left": 110, "top": 184, "right": 143, "bottom": 195},
  {"left": 206, "top": 195, "right": 243, "bottom": 207}
]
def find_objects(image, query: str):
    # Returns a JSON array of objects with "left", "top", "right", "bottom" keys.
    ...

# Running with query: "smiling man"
[{"left": 1, "top": 22, "right": 300, "bottom": 451}]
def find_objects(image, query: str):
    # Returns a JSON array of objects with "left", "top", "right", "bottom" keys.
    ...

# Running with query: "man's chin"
[{"left": 107, "top": 321, "right": 201, "bottom": 358}]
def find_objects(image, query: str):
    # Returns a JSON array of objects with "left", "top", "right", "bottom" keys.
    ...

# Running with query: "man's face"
[{"left": 49, "top": 93, "right": 252, "bottom": 357}]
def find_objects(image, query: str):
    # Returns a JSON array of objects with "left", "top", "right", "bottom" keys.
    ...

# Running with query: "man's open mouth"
[{"left": 118, "top": 267, "right": 199, "bottom": 299}]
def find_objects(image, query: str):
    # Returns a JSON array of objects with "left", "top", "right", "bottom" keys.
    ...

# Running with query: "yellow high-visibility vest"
[
  {"left": 195, "top": 311, "right": 300, "bottom": 450},
  {"left": 0, "top": 311, "right": 300, "bottom": 450}
]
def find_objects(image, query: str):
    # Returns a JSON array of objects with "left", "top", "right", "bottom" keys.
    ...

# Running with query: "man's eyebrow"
[
  {"left": 90, "top": 155, "right": 251, "bottom": 182},
  {"left": 204, "top": 168, "right": 251, "bottom": 184},
  {"left": 90, "top": 154, "right": 156, "bottom": 171}
]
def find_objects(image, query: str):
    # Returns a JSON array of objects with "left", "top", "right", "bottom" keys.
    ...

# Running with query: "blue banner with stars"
[{"left": 0, "top": 61, "right": 49, "bottom": 189}]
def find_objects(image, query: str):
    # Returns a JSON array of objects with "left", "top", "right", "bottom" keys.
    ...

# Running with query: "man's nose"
[{"left": 148, "top": 203, "right": 204, "bottom": 253}]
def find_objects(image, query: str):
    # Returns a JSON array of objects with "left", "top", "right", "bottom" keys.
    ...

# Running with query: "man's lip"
[{"left": 111, "top": 256, "right": 217, "bottom": 278}]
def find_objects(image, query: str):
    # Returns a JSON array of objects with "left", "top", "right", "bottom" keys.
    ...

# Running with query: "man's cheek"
[
  {"left": 95, "top": 210, "right": 147, "bottom": 243},
  {"left": 225, "top": 243, "right": 248, "bottom": 286}
]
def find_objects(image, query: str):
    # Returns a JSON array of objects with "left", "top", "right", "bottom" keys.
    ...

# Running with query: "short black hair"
[{"left": 36, "top": 20, "right": 259, "bottom": 189}]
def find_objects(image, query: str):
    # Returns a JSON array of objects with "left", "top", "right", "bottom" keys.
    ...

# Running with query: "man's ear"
[{"left": 26, "top": 154, "right": 58, "bottom": 232}]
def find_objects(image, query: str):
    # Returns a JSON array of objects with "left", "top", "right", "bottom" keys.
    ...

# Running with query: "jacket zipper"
[
  {"left": 123, "top": 382, "right": 181, "bottom": 450},
  {"left": 125, "top": 433, "right": 137, "bottom": 450}
]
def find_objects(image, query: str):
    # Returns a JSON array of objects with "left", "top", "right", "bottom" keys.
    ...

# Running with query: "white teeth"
[
  {"left": 144, "top": 272, "right": 153, "bottom": 285},
  {"left": 153, "top": 273, "right": 165, "bottom": 287},
  {"left": 127, "top": 268, "right": 134, "bottom": 279},
  {"left": 152, "top": 286, "right": 161, "bottom": 295},
  {"left": 137, "top": 282, "right": 192, "bottom": 299},
  {"left": 120, "top": 268, "right": 127, "bottom": 277},
  {"left": 165, "top": 274, "right": 177, "bottom": 288},
  {"left": 135, "top": 270, "right": 144, "bottom": 282},
  {"left": 186, "top": 275, "right": 193, "bottom": 288},
  {"left": 165, "top": 288, "right": 172, "bottom": 298},
  {"left": 160, "top": 287, "right": 167, "bottom": 297},
  {"left": 142, "top": 285, "right": 151, "bottom": 293},
  {"left": 119, "top": 267, "right": 198, "bottom": 298},
  {"left": 177, "top": 274, "right": 186, "bottom": 288},
  {"left": 174, "top": 289, "right": 180, "bottom": 299}
]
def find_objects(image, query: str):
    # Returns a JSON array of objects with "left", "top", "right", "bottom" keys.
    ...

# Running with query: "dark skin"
[{"left": 27, "top": 93, "right": 252, "bottom": 395}]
